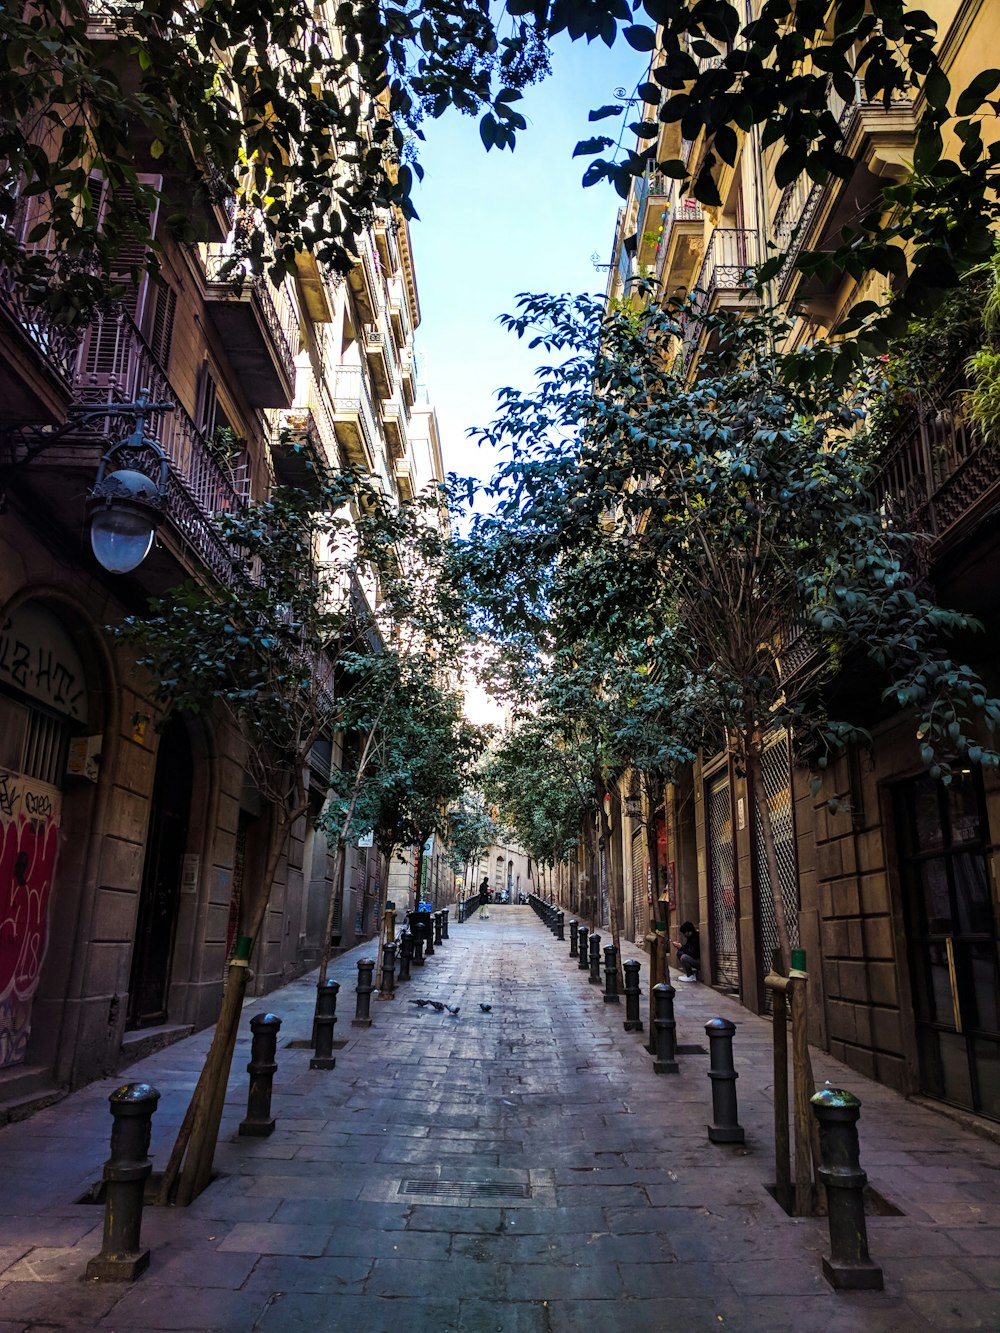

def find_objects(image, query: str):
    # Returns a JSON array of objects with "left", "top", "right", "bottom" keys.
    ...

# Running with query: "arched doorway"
[
  {"left": 0, "top": 599, "right": 90, "bottom": 1068},
  {"left": 127, "top": 716, "right": 193, "bottom": 1029}
]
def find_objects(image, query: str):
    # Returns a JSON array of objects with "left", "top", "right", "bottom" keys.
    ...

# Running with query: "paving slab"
[{"left": 0, "top": 906, "right": 998, "bottom": 1330}]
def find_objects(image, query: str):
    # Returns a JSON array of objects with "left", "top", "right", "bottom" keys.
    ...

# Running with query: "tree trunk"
[
  {"left": 159, "top": 810, "right": 293, "bottom": 1205},
  {"left": 595, "top": 775, "right": 625, "bottom": 992},
  {"left": 318, "top": 840, "right": 347, "bottom": 984}
]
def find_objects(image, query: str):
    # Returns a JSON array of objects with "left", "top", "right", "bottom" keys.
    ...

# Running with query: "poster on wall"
[{"left": 0, "top": 768, "right": 62, "bottom": 1069}]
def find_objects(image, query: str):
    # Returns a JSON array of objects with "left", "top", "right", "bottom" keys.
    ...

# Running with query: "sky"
[{"left": 408, "top": 35, "right": 648, "bottom": 493}]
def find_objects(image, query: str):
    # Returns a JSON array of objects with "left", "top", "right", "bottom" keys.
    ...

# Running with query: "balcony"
[
  {"left": 635, "top": 170, "right": 671, "bottom": 271},
  {"left": 394, "top": 456, "right": 414, "bottom": 500},
  {"left": 0, "top": 258, "right": 79, "bottom": 427},
  {"left": 874, "top": 359, "right": 999, "bottom": 565},
  {"left": 203, "top": 248, "right": 298, "bottom": 408},
  {"left": 362, "top": 323, "right": 392, "bottom": 399},
  {"left": 373, "top": 215, "right": 401, "bottom": 278},
  {"left": 683, "top": 227, "right": 762, "bottom": 369},
  {"left": 771, "top": 81, "right": 915, "bottom": 302},
  {"left": 22, "top": 306, "right": 248, "bottom": 587},
  {"left": 347, "top": 234, "right": 382, "bottom": 325},
  {"left": 327, "top": 364, "right": 378, "bottom": 470},
  {"left": 398, "top": 348, "right": 416, "bottom": 408},
  {"left": 381, "top": 396, "right": 408, "bottom": 461},
  {"left": 271, "top": 409, "right": 324, "bottom": 492},
  {"left": 654, "top": 185, "right": 706, "bottom": 293}
]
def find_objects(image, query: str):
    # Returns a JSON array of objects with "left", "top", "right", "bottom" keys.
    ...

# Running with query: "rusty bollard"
[
  {"left": 623, "top": 959, "right": 643, "bottom": 1033},
  {"left": 577, "top": 926, "right": 590, "bottom": 972},
  {"left": 310, "top": 979, "right": 340, "bottom": 1070},
  {"left": 86, "top": 1083, "right": 160, "bottom": 1281},
  {"left": 706, "top": 1017, "right": 744, "bottom": 1143},
  {"left": 812, "top": 1090, "right": 883, "bottom": 1290},
  {"left": 379, "top": 940, "right": 397, "bottom": 999},
  {"left": 652, "top": 983, "right": 679, "bottom": 1073},
  {"left": 398, "top": 931, "right": 413, "bottom": 982},
  {"left": 588, "top": 932, "right": 602, "bottom": 984},
  {"left": 353, "top": 958, "right": 375, "bottom": 1027},
  {"left": 239, "top": 1013, "right": 282, "bottom": 1137},
  {"left": 569, "top": 920, "right": 579, "bottom": 958},
  {"left": 603, "top": 944, "right": 620, "bottom": 1004}
]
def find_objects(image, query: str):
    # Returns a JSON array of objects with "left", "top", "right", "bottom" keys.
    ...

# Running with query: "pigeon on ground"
[
  {"left": 409, "top": 999, "right": 430, "bottom": 1007},
  {"left": 427, "top": 1000, "right": 446, "bottom": 1012},
  {"left": 446, "top": 1005, "right": 460, "bottom": 1016},
  {"left": 479, "top": 1003, "right": 492, "bottom": 1013}
]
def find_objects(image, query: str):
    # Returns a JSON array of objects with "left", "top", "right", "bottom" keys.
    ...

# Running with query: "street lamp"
[{"left": 87, "top": 389, "right": 173, "bottom": 573}]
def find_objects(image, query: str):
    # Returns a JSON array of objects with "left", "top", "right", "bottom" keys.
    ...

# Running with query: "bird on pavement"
[
  {"left": 408, "top": 999, "right": 430, "bottom": 1007},
  {"left": 446, "top": 1005, "right": 460, "bottom": 1016},
  {"left": 479, "top": 1003, "right": 492, "bottom": 1013},
  {"left": 427, "top": 1000, "right": 446, "bottom": 1012}
]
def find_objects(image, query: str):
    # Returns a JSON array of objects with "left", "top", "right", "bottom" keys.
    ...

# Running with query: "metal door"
[
  {"left": 753, "top": 733, "right": 801, "bottom": 990},
  {"left": 708, "top": 772, "right": 740, "bottom": 990},
  {"left": 896, "top": 770, "right": 1000, "bottom": 1121}
]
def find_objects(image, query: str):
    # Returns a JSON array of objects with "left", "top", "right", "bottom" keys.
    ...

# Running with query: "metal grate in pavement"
[{"left": 398, "top": 1179, "right": 531, "bottom": 1199}]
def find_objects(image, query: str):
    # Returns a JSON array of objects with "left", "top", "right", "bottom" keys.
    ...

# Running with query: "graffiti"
[
  {"left": 24, "top": 791, "right": 53, "bottom": 818},
  {"left": 0, "top": 609, "right": 87, "bottom": 721},
  {"left": 0, "top": 772, "right": 16, "bottom": 818},
  {"left": 0, "top": 770, "right": 61, "bottom": 1069}
]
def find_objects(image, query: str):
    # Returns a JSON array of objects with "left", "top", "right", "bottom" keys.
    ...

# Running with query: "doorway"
[
  {"left": 127, "top": 717, "right": 193, "bottom": 1029},
  {"left": 895, "top": 770, "right": 1000, "bottom": 1121},
  {"left": 707, "top": 770, "right": 740, "bottom": 992}
]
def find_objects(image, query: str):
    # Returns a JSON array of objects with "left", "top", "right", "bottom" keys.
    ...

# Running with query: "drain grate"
[{"left": 399, "top": 1179, "right": 531, "bottom": 1199}]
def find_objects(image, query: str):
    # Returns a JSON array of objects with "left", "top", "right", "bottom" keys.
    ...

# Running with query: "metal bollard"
[
  {"left": 555, "top": 911, "right": 565, "bottom": 941},
  {"left": 442, "top": 908, "right": 450, "bottom": 939},
  {"left": 86, "top": 1082, "right": 160, "bottom": 1281},
  {"left": 424, "top": 916, "right": 435, "bottom": 957},
  {"left": 353, "top": 958, "right": 376, "bottom": 1027},
  {"left": 652, "top": 983, "right": 679, "bottom": 1073},
  {"left": 398, "top": 931, "right": 413, "bottom": 982},
  {"left": 239, "top": 1013, "right": 282, "bottom": 1136},
  {"left": 578, "top": 926, "right": 590, "bottom": 971},
  {"left": 458, "top": 898, "right": 465, "bottom": 924},
  {"left": 378, "top": 940, "right": 397, "bottom": 999},
  {"left": 603, "top": 944, "right": 620, "bottom": 1003},
  {"left": 434, "top": 911, "right": 443, "bottom": 946},
  {"left": 588, "top": 932, "right": 602, "bottom": 984},
  {"left": 705, "top": 1017, "right": 745, "bottom": 1143},
  {"left": 310, "top": 979, "right": 340, "bottom": 1070},
  {"left": 412, "top": 925, "right": 425, "bottom": 966},
  {"left": 569, "top": 920, "right": 579, "bottom": 958},
  {"left": 623, "top": 960, "right": 643, "bottom": 1032},
  {"left": 811, "top": 1090, "right": 883, "bottom": 1290}
]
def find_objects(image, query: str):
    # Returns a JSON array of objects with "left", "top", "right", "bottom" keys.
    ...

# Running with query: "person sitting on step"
[{"left": 672, "top": 922, "right": 700, "bottom": 982}]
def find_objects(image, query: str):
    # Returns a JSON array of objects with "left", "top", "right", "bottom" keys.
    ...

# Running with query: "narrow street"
[{"left": 0, "top": 908, "right": 997, "bottom": 1332}]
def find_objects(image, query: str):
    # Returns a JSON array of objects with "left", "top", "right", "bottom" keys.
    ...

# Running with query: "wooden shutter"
[{"left": 146, "top": 277, "right": 177, "bottom": 368}]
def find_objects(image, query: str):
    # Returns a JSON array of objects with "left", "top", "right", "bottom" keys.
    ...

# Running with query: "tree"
[
  {"left": 468, "top": 290, "right": 1000, "bottom": 975},
  {"left": 445, "top": 795, "right": 500, "bottom": 897},
  {"left": 117, "top": 468, "right": 469, "bottom": 1201}
]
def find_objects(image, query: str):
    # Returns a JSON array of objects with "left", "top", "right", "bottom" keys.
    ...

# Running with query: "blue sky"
[{"left": 409, "top": 35, "right": 648, "bottom": 491}]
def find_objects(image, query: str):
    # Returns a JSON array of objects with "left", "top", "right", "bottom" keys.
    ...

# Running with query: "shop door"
[
  {"left": 708, "top": 772, "right": 740, "bottom": 991},
  {"left": 896, "top": 771, "right": 1000, "bottom": 1121},
  {"left": 127, "top": 717, "right": 192, "bottom": 1029},
  {"left": 631, "top": 829, "right": 647, "bottom": 943}
]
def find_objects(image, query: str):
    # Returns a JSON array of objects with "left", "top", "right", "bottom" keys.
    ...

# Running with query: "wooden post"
[
  {"left": 769, "top": 949, "right": 792, "bottom": 1213},
  {"left": 789, "top": 971, "right": 813, "bottom": 1217}
]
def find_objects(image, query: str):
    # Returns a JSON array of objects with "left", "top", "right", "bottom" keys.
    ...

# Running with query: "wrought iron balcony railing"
[
  {"left": 203, "top": 246, "right": 298, "bottom": 392},
  {"left": 72, "top": 306, "right": 248, "bottom": 583},
  {"left": 874, "top": 358, "right": 996, "bottom": 547}
]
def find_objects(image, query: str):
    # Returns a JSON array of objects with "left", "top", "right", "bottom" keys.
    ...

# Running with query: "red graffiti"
[{"left": 0, "top": 810, "right": 60, "bottom": 1005}]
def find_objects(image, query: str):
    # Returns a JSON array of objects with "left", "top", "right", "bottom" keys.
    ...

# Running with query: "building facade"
[
  {"left": 0, "top": 23, "right": 443, "bottom": 1108},
  {"left": 600, "top": 1, "right": 1000, "bottom": 1124}
]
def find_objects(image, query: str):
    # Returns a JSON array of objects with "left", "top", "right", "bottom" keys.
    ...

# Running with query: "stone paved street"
[{"left": 1, "top": 907, "right": 998, "bottom": 1332}]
